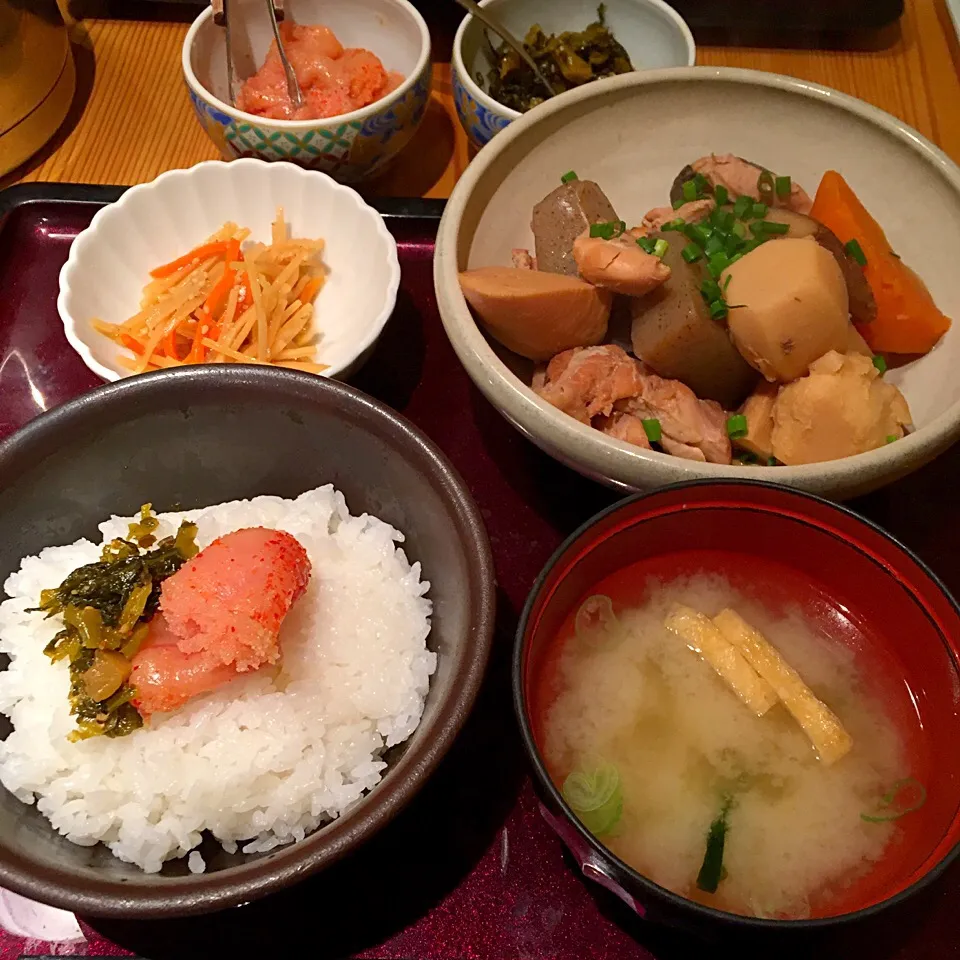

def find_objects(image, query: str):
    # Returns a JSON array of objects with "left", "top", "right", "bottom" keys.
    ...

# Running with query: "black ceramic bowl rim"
[
  {"left": 512, "top": 478, "right": 960, "bottom": 932},
  {"left": 0, "top": 365, "right": 496, "bottom": 917}
]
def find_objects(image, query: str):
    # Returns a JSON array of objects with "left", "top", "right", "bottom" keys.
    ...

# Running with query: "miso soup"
[{"left": 540, "top": 574, "right": 923, "bottom": 919}]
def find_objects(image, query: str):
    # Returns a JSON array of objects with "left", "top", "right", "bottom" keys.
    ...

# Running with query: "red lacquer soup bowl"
[{"left": 513, "top": 480, "right": 960, "bottom": 935}]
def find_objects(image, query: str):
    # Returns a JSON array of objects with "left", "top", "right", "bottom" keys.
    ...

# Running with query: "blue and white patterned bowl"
[
  {"left": 182, "top": 0, "right": 431, "bottom": 184},
  {"left": 452, "top": 0, "right": 695, "bottom": 151}
]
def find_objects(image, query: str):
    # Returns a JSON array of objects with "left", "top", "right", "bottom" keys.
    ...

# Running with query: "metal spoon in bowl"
[
  {"left": 452, "top": 0, "right": 555, "bottom": 101},
  {"left": 211, "top": 0, "right": 241, "bottom": 106},
  {"left": 211, "top": 0, "right": 303, "bottom": 111},
  {"left": 263, "top": 0, "right": 305, "bottom": 112}
]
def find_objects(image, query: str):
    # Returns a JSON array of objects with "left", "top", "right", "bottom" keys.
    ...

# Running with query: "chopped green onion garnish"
[
  {"left": 749, "top": 221, "right": 768, "bottom": 238},
  {"left": 709, "top": 300, "right": 729, "bottom": 321},
  {"left": 733, "top": 196, "right": 752, "bottom": 219},
  {"left": 775, "top": 175, "right": 791, "bottom": 198},
  {"left": 886, "top": 434, "right": 898, "bottom": 444},
  {"left": 752, "top": 202, "right": 768, "bottom": 219},
  {"left": 653, "top": 238, "right": 669, "bottom": 258},
  {"left": 762, "top": 221, "right": 789, "bottom": 235},
  {"left": 726, "top": 414, "right": 748, "bottom": 438},
  {"left": 757, "top": 170, "right": 776, "bottom": 205},
  {"left": 700, "top": 279, "right": 722, "bottom": 303},
  {"left": 872, "top": 354, "right": 887, "bottom": 374},
  {"left": 681, "top": 243, "right": 703, "bottom": 263},
  {"left": 682, "top": 179, "right": 698, "bottom": 202},
  {"left": 861, "top": 778, "right": 926, "bottom": 823},
  {"left": 714, "top": 185, "right": 729, "bottom": 206},
  {"left": 708, "top": 253, "right": 730, "bottom": 278},
  {"left": 696, "top": 799, "right": 732, "bottom": 894},
  {"left": 728, "top": 252, "right": 743, "bottom": 267},
  {"left": 672, "top": 197, "right": 686, "bottom": 210},
  {"left": 693, "top": 173, "right": 709, "bottom": 192},
  {"left": 589, "top": 220, "right": 624, "bottom": 240},
  {"left": 731, "top": 220, "right": 747, "bottom": 240},
  {"left": 723, "top": 233, "right": 742, "bottom": 257},
  {"left": 716, "top": 210, "right": 735, "bottom": 233},
  {"left": 561, "top": 170, "right": 578, "bottom": 183},
  {"left": 684, "top": 223, "right": 709, "bottom": 247},
  {"left": 636, "top": 236, "right": 656, "bottom": 254},
  {"left": 705, "top": 234, "right": 725, "bottom": 256},
  {"left": 845, "top": 238, "right": 867, "bottom": 266},
  {"left": 562, "top": 762, "right": 623, "bottom": 836},
  {"left": 642, "top": 418, "right": 662, "bottom": 442},
  {"left": 767, "top": 456, "right": 778, "bottom": 466},
  {"left": 661, "top": 218, "right": 685, "bottom": 232}
]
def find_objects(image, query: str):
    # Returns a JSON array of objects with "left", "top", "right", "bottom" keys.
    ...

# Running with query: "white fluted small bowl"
[{"left": 58, "top": 159, "right": 401, "bottom": 382}]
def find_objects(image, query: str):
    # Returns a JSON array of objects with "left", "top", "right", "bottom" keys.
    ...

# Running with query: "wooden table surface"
[{"left": 6, "top": 0, "right": 960, "bottom": 197}]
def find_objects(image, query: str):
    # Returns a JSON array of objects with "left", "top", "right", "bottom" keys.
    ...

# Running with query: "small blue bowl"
[{"left": 452, "top": 0, "right": 696, "bottom": 151}]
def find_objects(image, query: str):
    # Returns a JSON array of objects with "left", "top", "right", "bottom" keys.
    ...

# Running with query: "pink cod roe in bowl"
[{"left": 236, "top": 20, "right": 404, "bottom": 121}]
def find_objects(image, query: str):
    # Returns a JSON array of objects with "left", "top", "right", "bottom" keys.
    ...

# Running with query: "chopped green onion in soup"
[
  {"left": 861, "top": 778, "right": 926, "bottom": 822},
  {"left": 575, "top": 594, "right": 618, "bottom": 644},
  {"left": 562, "top": 761, "right": 623, "bottom": 835}
]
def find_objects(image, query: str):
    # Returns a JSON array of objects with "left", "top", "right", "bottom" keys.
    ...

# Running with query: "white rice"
[{"left": 0, "top": 486, "right": 435, "bottom": 873}]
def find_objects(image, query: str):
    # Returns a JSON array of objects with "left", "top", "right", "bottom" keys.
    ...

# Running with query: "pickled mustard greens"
[
  {"left": 33, "top": 504, "right": 199, "bottom": 741},
  {"left": 483, "top": 4, "right": 634, "bottom": 113}
]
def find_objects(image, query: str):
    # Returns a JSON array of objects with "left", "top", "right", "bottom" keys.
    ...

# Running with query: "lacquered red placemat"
[{"left": 0, "top": 187, "right": 959, "bottom": 960}]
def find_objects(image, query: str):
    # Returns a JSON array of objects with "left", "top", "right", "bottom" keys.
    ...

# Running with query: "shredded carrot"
[
  {"left": 164, "top": 327, "right": 180, "bottom": 360},
  {"left": 119, "top": 333, "right": 144, "bottom": 356},
  {"left": 150, "top": 242, "right": 230, "bottom": 279},
  {"left": 96, "top": 211, "right": 325, "bottom": 373},
  {"left": 187, "top": 314, "right": 206, "bottom": 363},
  {"left": 298, "top": 275, "right": 324, "bottom": 304},
  {"left": 201, "top": 239, "right": 241, "bottom": 319}
]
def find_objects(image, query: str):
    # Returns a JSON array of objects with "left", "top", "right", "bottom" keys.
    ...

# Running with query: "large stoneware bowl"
[{"left": 434, "top": 67, "right": 960, "bottom": 500}]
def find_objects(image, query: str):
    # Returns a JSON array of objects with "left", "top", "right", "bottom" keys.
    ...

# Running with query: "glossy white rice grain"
[{"left": 0, "top": 486, "right": 434, "bottom": 873}]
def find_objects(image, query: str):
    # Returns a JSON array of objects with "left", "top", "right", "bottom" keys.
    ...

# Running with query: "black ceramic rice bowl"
[{"left": 0, "top": 365, "right": 495, "bottom": 917}]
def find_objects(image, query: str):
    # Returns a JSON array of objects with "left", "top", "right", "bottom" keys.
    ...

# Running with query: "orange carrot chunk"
[{"left": 810, "top": 171, "right": 951, "bottom": 355}]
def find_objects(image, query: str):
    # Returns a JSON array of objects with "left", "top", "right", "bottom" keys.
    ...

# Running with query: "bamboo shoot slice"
[
  {"left": 665, "top": 605, "right": 778, "bottom": 716},
  {"left": 712, "top": 608, "right": 853, "bottom": 766}
]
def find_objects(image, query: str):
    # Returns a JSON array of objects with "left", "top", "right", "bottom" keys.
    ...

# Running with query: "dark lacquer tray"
[{"left": 1, "top": 184, "right": 959, "bottom": 960}]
